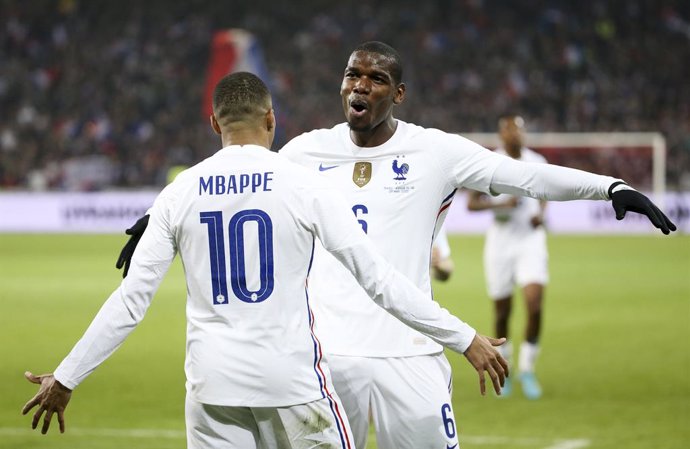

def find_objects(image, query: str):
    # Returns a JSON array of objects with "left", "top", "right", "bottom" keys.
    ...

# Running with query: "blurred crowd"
[{"left": 1, "top": 0, "right": 688, "bottom": 191}]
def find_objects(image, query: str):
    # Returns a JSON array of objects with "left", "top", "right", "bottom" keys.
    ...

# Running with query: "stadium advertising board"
[{"left": 0, "top": 191, "right": 687, "bottom": 233}]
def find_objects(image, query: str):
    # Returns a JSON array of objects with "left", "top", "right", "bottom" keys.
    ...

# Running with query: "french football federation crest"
[
  {"left": 392, "top": 158, "right": 409, "bottom": 180},
  {"left": 352, "top": 161, "right": 372, "bottom": 187}
]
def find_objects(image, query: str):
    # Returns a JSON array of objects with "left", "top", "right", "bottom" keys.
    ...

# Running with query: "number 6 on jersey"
[{"left": 200, "top": 210, "right": 275, "bottom": 304}]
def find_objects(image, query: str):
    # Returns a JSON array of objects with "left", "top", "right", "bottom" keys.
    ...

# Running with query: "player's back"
[{"left": 161, "top": 145, "right": 335, "bottom": 407}]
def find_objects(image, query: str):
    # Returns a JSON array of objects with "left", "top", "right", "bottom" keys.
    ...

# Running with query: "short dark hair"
[
  {"left": 212, "top": 72, "right": 271, "bottom": 123},
  {"left": 498, "top": 114, "right": 525, "bottom": 129},
  {"left": 353, "top": 41, "right": 403, "bottom": 84}
]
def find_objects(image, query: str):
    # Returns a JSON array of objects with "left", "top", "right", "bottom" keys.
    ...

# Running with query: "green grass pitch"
[{"left": 0, "top": 233, "right": 688, "bottom": 449}]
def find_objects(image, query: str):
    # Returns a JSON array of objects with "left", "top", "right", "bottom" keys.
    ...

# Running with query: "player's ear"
[
  {"left": 393, "top": 82, "right": 406, "bottom": 105},
  {"left": 265, "top": 108, "right": 275, "bottom": 133},
  {"left": 210, "top": 113, "right": 221, "bottom": 135}
]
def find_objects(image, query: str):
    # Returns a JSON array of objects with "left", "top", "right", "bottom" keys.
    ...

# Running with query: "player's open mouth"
[{"left": 349, "top": 99, "right": 368, "bottom": 117}]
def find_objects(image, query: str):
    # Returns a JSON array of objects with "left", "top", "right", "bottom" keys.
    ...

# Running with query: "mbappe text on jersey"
[{"left": 198, "top": 172, "right": 274, "bottom": 195}]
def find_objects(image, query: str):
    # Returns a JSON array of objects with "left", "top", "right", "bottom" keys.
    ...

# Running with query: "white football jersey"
[
  {"left": 280, "top": 121, "right": 505, "bottom": 357},
  {"left": 488, "top": 147, "right": 548, "bottom": 234},
  {"left": 281, "top": 121, "right": 617, "bottom": 357},
  {"left": 54, "top": 144, "right": 477, "bottom": 407}
]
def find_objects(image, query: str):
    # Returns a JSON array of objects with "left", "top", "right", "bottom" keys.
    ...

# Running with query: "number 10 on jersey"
[{"left": 200, "top": 210, "right": 275, "bottom": 304}]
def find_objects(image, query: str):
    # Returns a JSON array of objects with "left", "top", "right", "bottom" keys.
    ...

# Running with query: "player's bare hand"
[
  {"left": 22, "top": 371, "right": 72, "bottom": 434},
  {"left": 530, "top": 214, "right": 544, "bottom": 228},
  {"left": 504, "top": 197, "right": 519, "bottom": 208},
  {"left": 463, "top": 335, "right": 509, "bottom": 396},
  {"left": 430, "top": 247, "right": 454, "bottom": 282}
]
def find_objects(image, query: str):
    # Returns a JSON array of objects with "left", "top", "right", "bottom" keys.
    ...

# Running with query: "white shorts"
[
  {"left": 484, "top": 225, "right": 549, "bottom": 299},
  {"left": 185, "top": 392, "right": 354, "bottom": 449},
  {"left": 327, "top": 353, "right": 460, "bottom": 449}
]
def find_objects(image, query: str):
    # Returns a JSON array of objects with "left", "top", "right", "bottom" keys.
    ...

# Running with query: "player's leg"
[
  {"left": 522, "top": 282, "right": 544, "bottom": 345},
  {"left": 326, "top": 354, "right": 373, "bottom": 449},
  {"left": 253, "top": 394, "right": 355, "bottom": 449},
  {"left": 515, "top": 228, "right": 549, "bottom": 399},
  {"left": 517, "top": 282, "right": 544, "bottom": 399},
  {"left": 493, "top": 296, "right": 513, "bottom": 340},
  {"left": 185, "top": 393, "right": 259, "bottom": 449},
  {"left": 370, "top": 354, "right": 459, "bottom": 449}
]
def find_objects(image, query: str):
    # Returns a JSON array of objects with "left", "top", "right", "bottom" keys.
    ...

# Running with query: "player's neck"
[
  {"left": 506, "top": 145, "right": 522, "bottom": 159},
  {"left": 221, "top": 129, "right": 271, "bottom": 150},
  {"left": 349, "top": 117, "right": 397, "bottom": 148}
]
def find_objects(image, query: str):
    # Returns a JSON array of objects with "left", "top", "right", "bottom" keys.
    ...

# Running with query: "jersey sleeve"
[
  {"left": 278, "top": 133, "right": 307, "bottom": 164},
  {"left": 431, "top": 131, "right": 504, "bottom": 194},
  {"left": 306, "top": 182, "right": 477, "bottom": 353},
  {"left": 490, "top": 156, "right": 621, "bottom": 201},
  {"left": 53, "top": 189, "right": 178, "bottom": 389}
]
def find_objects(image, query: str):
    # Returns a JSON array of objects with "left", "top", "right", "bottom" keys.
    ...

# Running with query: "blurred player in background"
[
  {"left": 23, "top": 72, "right": 508, "bottom": 448},
  {"left": 467, "top": 115, "right": 548, "bottom": 399},
  {"left": 431, "top": 223, "right": 455, "bottom": 282},
  {"left": 116, "top": 42, "right": 675, "bottom": 449}
]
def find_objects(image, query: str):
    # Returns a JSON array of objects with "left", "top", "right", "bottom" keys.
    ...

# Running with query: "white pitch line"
[
  {"left": 463, "top": 434, "right": 591, "bottom": 448},
  {"left": 0, "top": 427, "right": 185, "bottom": 439},
  {"left": 0, "top": 427, "right": 590, "bottom": 448},
  {"left": 463, "top": 435, "right": 545, "bottom": 445},
  {"left": 544, "top": 439, "right": 591, "bottom": 449}
]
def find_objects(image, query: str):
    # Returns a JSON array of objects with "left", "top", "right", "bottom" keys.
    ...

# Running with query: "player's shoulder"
[
  {"left": 412, "top": 126, "right": 491, "bottom": 159},
  {"left": 263, "top": 150, "right": 332, "bottom": 190},
  {"left": 523, "top": 147, "right": 548, "bottom": 164},
  {"left": 397, "top": 120, "right": 474, "bottom": 148},
  {"left": 280, "top": 123, "right": 349, "bottom": 156}
]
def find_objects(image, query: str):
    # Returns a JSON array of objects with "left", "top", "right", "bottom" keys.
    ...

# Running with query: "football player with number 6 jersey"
[{"left": 279, "top": 41, "right": 675, "bottom": 449}]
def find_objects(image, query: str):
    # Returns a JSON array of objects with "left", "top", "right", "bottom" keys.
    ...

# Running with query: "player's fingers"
[
  {"left": 488, "top": 337, "right": 506, "bottom": 347},
  {"left": 31, "top": 406, "right": 44, "bottom": 430},
  {"left": 492, "top": 358, "right": 506, "bottom": 387},
  {"left": 24, "top": 371, "right": 41, "bottom": 385},
  {"left": 487, "top": 365, "right": 502, "bottom": 395},
  {"left": 21, "top": 396, "right": 40, "bottom": 415},
  {"left": 498, "top": 354, "right": 510, "bottom": 378},
  {"left": 41, "top": 410, "right": 53, "bottom": 434},
  {"left": 665, "top": 213, "right": 677, "bottom": 232},
  {"left": 477, "top": 369, "right": 486, "bottom": 396},
  {"left": 613, "top": 202, "right": 627, "bottom": 220},
  {"left": 640, "top": 203, "right": 665, "bottom": 231},
  {"left": 57, "top": 409, "right": 66, "bottom": 433},
  {"left": 116, "top": 252, "right": 125, "bottom": 269},
  {"left": 652, "top": 206, "right": 675, "bottom": 234}
]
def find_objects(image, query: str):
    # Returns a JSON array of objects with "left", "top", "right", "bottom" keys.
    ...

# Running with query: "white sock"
[
  {"left": 518, "top": 341, "right": 540, "bottom": 374},
  {"left": 496, "top": 340, "right": 513, "bottom": 368}
]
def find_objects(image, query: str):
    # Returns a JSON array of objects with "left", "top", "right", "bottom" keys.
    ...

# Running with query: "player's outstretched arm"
[
  {"left": 609, "top": 182, "right": 676, "bottom": 235},
  {"left": 21, "top": 372, "right": 72, "bottom": 434},
  {"left": 489, "top": 157, "right": 677, "bottom": 235},
  {"left": 115, "top": 214, "right": 150, "bottom": 278},
  {"left": 463, "top": 335, "right": 509, "bottom": 396}
]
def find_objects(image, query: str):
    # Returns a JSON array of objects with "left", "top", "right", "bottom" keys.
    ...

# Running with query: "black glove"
[
  {"left": 609, "top": 182, "right": 676, "bottom": 235},
  {"left": 115, "top": 214, "right": 150, "bottom": 278}
]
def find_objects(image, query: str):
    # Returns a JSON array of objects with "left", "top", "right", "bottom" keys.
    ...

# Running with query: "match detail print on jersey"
[{"left": 352, "top": 162, "right": 372, "bottom": 188}]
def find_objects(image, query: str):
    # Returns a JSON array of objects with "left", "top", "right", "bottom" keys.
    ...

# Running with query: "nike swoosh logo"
[
  {"left": 446, "top": 445, "right": 458, "bottom": 449},
  {"left": 318, "top": 163, "right": 339, "bottom": 171}
]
